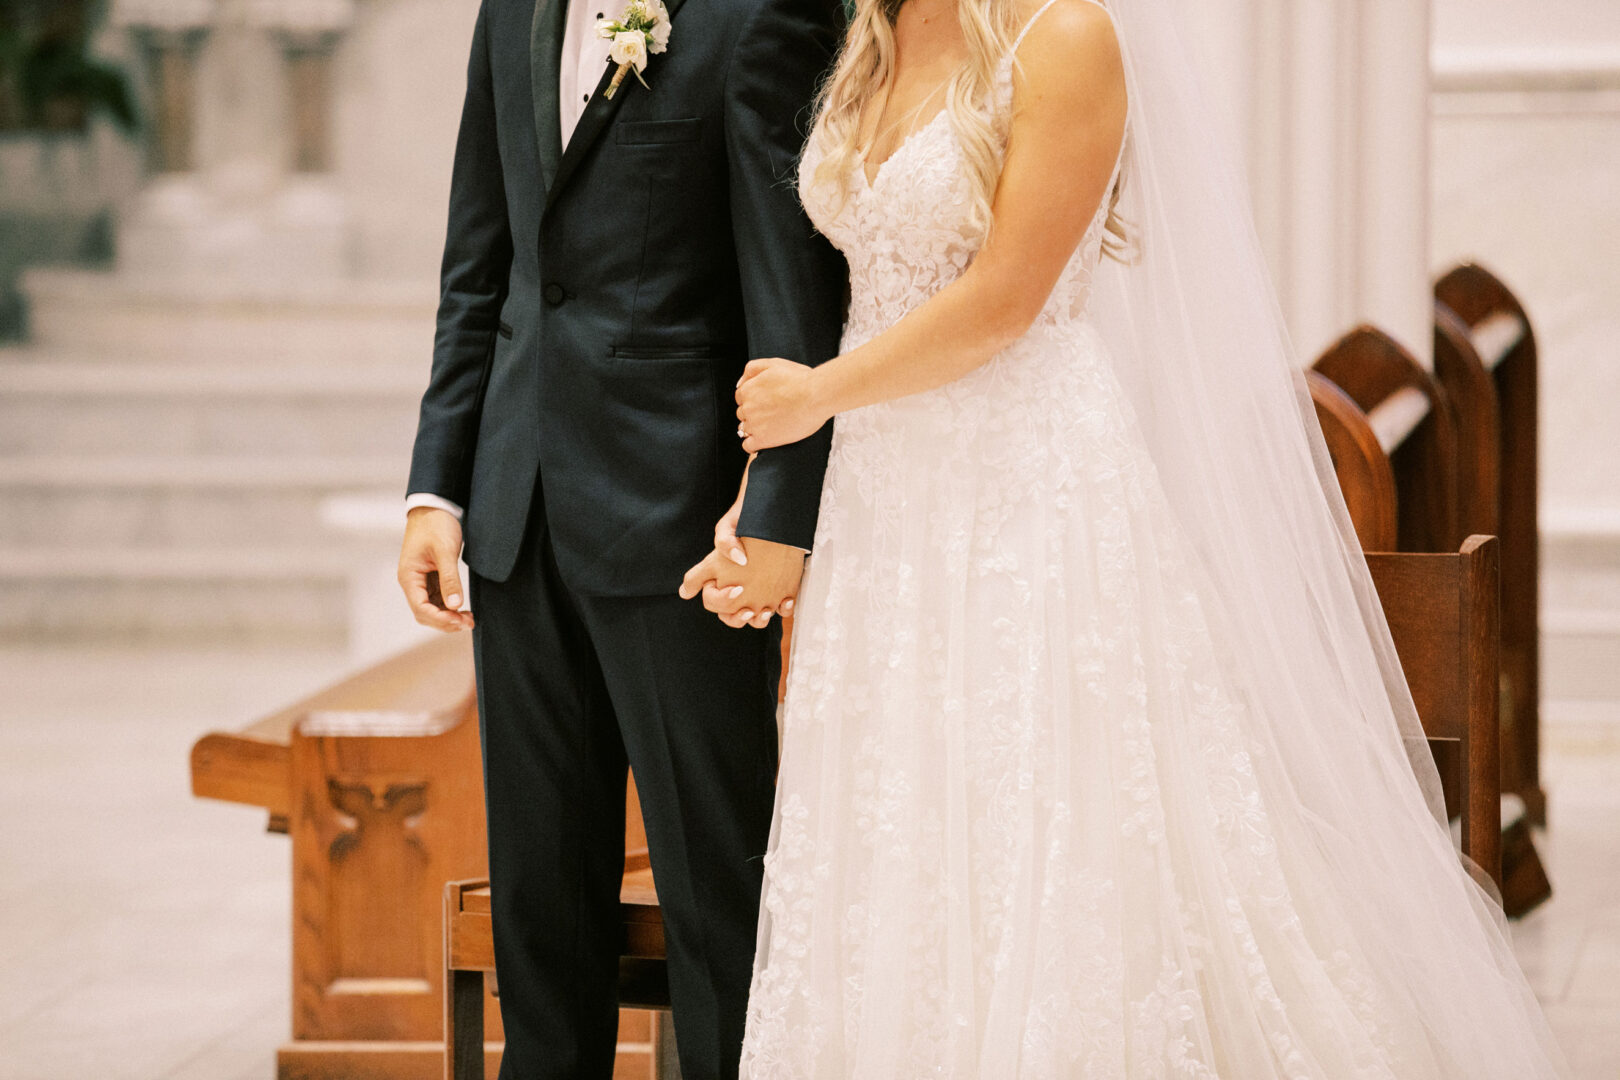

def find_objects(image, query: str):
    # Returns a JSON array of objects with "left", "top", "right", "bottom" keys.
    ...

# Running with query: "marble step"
[
  {"left": 20, "top": 267, "right": 438, "bottom": 366},
  {"left": 0, "top": 545, "right": 352, "bottom": 645},
  {"left": 0, "top": 456, "right": 407, "bottom": 548},
  {"left": 0, "top": 358, "right": 424, "bottom": 457}
]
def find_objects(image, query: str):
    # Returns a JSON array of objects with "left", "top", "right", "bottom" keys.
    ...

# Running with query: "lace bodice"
[{"left": 797, "top": 46, "right": 1121, "bottom": 348}]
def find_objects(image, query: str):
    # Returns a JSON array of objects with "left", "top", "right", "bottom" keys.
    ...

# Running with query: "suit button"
[{"left": 543, "top": 283, "right": 566, "bottom": 306}]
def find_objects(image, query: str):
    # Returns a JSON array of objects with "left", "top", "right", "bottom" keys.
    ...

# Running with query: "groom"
[{"left": 397, "top": 0, "right": 846, "bottom": 1075}]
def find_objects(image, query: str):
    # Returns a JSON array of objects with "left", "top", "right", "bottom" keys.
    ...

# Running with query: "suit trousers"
[{"left": 471, "top": 493, "right": 781, "bottom": 1080}]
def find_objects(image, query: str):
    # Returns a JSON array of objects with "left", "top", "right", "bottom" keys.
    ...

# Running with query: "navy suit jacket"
[{"left": 408, "top": 0, "right": 847, "bottom": 592}]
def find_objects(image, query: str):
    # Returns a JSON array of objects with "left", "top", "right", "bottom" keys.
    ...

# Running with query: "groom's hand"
[{"left": 398, "top": 506, "right": 475, "bottom": 632}]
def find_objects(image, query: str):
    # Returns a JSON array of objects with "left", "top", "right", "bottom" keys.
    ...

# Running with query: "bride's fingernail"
[
  {"left": 728, "top": 585, "right": 745, "bottom": 599},
  {"left": 782, "top": 599, "right": 794, "bottom": 613}
]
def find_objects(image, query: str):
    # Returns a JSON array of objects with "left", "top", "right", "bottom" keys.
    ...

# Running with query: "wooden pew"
[
  {"left": 1434, "top": 263, "right": 1543, "bottom": 826},
  {"left": 191, "top": 623, "right": 792, "bottom": 1078},
  {"left": 445, "top": 537, "right": 1505, "bottom": 1080},
  {"left": 1313, "top": 325, "right": 1462, "bottom": 555},
  {"left": 1307, "top": 370, "right": 1398, "bottom": 552},
  {"left": 1310, "top": 310, "right": 1549, "bottom": 915},
  {"left": 1364, "top": 536, "right": 1503, "bottom": 884},
  {"left": 190, "top": 633, "right": 660, "bottom": 1080},
  {"left": 446, "top": 871, "right": 675, "bottom": 1080},
  {"left": 1432, "top": 304, "right": 1502, "bottom": 541},
  {"left": 194, "top": 540, "right": 1504, "bottom": 1080}
]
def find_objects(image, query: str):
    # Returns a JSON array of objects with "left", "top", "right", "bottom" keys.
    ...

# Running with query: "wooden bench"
[
  {"left": 444, "top": 540, "right": 1503, "bottom": 1080},
  {"left": 190, "top": 633, "right": 664, "bottom": 1079},
  {"left": 445, "top": 870, "right": 676, "bottom": 1080},
  {"left": 1432, "top": 303, "right": 1502, "bottom": 543},
  {"left": 1313, "top": 325, "right": 1461, "bottom": 555},
  {"left": 1307, "top": 369, "right": 1398, "bottom": 552},
  {"left": 1435, "top": 263, "right": 1543, "bottom": 827},
  {"left": 1364, "top": 537, "right": 1503, "bottom": 884},
  {"left": 1310, "top": 316, "right": 1549, "bottom": 914},
  {"left": 191, "top": 624, "right": 794, "bottom": 1078}
]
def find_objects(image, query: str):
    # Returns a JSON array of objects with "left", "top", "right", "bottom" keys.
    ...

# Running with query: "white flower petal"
[{"left": 610, "top": 29, "right": 648, "bottom": 71}]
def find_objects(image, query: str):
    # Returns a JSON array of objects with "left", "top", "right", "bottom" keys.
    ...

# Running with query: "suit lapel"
[
  {"left": 531, "top": 0, "right": 568, "bottom": 193},
  {"left": 544, "top": 0, "right": 692, "bottom": 215}
]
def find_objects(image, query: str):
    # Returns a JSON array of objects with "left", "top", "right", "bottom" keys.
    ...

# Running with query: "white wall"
[
  {"left": 331, "top": 0, "right": 476, "bottom": 282},
  {"left": 1433, "top": 0, "right": 1620, "bottom": 52},
  {"left": 1430, "top": 0, "right": 1620, "bottom": 726}
]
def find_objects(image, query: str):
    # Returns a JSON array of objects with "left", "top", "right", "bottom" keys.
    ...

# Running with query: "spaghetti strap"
[
  {"left": 1009, "top": 0, "right": 1062, "bottom": 53},
  {"left": 1010, "top": 0, "right": 1111, "bottom": 54}
]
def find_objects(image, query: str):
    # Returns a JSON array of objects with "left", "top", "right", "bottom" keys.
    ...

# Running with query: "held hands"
[
  {"left": 678, "top": 478, "right": 804, "bottom": 628},
  {"left": 735, "top": 357, "right": 829, "bottom": 454},
  {"left": 398, "top": 506, "right": 475, "bottom": 632}
]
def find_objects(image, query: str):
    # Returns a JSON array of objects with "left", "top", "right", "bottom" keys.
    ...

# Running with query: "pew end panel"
[
  {"left": 1314, "top": 326, "right": 1462, "bottom": 555},
  {"left": 1435, "top": 263, "right": 1542, "bottom": 826},
  {"left": 189, "top": 629, "right": 666, "bottom": 1077},
  {"left": 1432, "top": 303, "right": 1503, "bottom": 538},
  {"left": 1364, "top": 535, "right": 1502, "bottom": 885},
  {"left": 1308, "top": 370, "right": 1399, "bottom": 552},
  {"left": 283, "top": 642, "right": 500, "bottom": 1061}
]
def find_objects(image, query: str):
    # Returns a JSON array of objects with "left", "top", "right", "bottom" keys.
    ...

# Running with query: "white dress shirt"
[
  {"left": 407, "top": 0, "right": 614, "bottom": 522},
  {"left": 560, "top": 0, "right": 616, "bottom": 146}
]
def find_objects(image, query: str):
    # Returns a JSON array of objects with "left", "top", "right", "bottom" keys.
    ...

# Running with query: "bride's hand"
[{"left": 736, "top": 357, "right": 828, "bottom": 452}]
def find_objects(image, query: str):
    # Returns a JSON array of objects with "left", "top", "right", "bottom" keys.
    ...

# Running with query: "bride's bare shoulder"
[
  {"left": 1009, "top": 0, "right": 1124, "bottom": 115},
  {"left": 1011, "top": 0, "right": 1116, "bottom": 41}
]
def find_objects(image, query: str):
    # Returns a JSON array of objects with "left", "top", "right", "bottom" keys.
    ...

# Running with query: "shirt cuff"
[{"left": 405, "top": 492, "right": 465, "bottom": 520}]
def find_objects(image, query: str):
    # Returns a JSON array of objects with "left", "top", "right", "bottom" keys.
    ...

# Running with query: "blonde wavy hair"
[{"left": 808, "top": 0, "right": 1130, "bottom": 257}]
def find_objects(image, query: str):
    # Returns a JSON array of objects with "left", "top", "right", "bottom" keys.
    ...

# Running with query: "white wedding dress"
[{"left": 739, "top": 4, "right": 1565, "bottom": 1077}]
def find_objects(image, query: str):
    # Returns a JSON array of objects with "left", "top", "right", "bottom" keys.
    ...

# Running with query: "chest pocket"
[{"left": 616, "top": 117, "right": 703, "bottom": 145}]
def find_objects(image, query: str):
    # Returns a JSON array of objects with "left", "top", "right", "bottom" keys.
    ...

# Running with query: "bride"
[{"left": 721, "top": 0, "right": 1568, "bottom": 1074}]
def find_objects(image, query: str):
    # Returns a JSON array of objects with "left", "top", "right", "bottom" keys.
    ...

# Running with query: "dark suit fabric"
[
  {"left": 471, "top": 494, "right": 781, "bottom": 1079},
  {"left": 408, "top": 0, "right": 847, "bottom": 594},
  {"left": 410, "top": 0, "right": 846, "bottom": 1076}
]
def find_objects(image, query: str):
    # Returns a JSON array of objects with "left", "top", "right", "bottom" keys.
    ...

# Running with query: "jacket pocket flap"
[{"left": 615, "top": 117, "right": 702, "bottom": 145}]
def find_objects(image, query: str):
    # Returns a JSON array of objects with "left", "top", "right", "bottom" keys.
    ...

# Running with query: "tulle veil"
[{"left": 1087, "top": 0, "right": 1565, "bottom": 1072}]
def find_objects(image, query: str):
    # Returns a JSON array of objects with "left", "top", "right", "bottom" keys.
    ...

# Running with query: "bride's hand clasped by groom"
[
  {"left": 677, "top": 457, "right": 808, "bottom": 629},
  {"left": 734, "top": 355, "right": 828, "bottom": 454},
  {"left": 677, "top": 356, "right": 827, "bottom": 628}
]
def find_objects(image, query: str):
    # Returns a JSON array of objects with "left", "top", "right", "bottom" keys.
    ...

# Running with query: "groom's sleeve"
[
  {"left": 407, "top": 0, "right": 513, "bottom": 510},
  {"left": 724, "top": 0, "right": 849, "bottom": 551}
]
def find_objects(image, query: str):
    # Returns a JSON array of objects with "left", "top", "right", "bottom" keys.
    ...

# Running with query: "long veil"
[{"left": 1090, "top": 1, "right": 1566, "bottom": 1072}]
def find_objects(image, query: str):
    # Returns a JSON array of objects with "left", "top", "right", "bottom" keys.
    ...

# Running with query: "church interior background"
[{"left": 1, "top": 0, "right": 1617, "bottom": 1075}]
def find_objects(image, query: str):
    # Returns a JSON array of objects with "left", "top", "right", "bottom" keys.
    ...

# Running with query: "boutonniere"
[{"left": 597, "top": 0, "right": 672, "bottom": 100}]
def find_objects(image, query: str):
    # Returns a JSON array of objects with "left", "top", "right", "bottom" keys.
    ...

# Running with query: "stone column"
[
  {"left": 246, "top": 0, "right": 354, "bottom": 174},
  {"left": 1184, "top": 0, "right": 1435, "bottom": 366},
  {"left": 117, "top": 0, "right": 216, "bottom": 173},
  {"left": 113, "top": 0, "right": 219, "bottom": 279},
  {"left": 133, "top": 25, "right": 210, "bottom": 173},
  {"left": 246, "top": 0, "right": 356, "bottom": 280},
  {"left": 1354, "top": 0, "right": 1433, "bottom": 366}
]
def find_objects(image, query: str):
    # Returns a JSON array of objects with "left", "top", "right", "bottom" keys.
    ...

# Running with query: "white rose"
[
  {"left": 610, "top": 30, "right": 648, "bottom": 72},
  {"left": 649, "top": 16, "right": 671, "bottom": 52},
  {"left": 595, "top": 17, "right": 616, "bottom": 39}
]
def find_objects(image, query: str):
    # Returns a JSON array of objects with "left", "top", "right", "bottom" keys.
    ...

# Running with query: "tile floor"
[
  {"left": 1, "top": 646, "right": 1616, "bottom": 1078},
  {"left": 0, "top": 647, "right": 348, "bottom": 1080}
]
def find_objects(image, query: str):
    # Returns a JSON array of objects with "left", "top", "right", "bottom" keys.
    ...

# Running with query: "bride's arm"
[{"left": 736, "top": 0, "right": 1125, "bottom": 452}]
